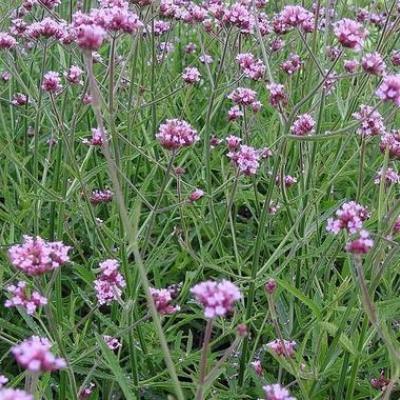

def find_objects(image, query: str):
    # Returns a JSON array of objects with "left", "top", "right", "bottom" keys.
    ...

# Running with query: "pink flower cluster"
[
  {"left": 236, "top": 53, "right": 265, "bottom": 81},
  {"left": 64, "top": 65, "right": 83, "bottom": 85},
  {"left": 0, "top": 33, "right": 17, "bottom": 50},
  {"left": 8, "top": 236, "right": 71, "bottom": 276},
  {"left": 380, "top": 131, "right": 400, "bottom": 158},
  {"left": 0, "top": 389, "right": 33, "bottom": 400},
  {"left": 326, "top": 201, "right": 369, "bottom": 235},
  {"left": 374, "top": 167, "right": 400, "bottom": 185},
  {"left": 267, "top": 83, "right": 287, "bottom": 108},
  {"left": 26, "top": 18, "right": 65, "bottom": 40},
  {"left": 94, "top": 259, "right": 126, "bottom": 305},
  {"left": 188, "top": 188, "right": 204, "bottom": 202},
  {"left": 103, "top": 335, "right": 121, "bottom": 350},
  {"left": 274, "top": 5, "right": 314, "bottom": 33},
  {"left": 361, "top": 52, "right": 385, "bottom": 76},
  {"left": 83, "top": 127, "right": 104, "bottom": 146},
  {"left": 42, "top": 71, "right": 63, "bottom": 93},
  {"left": 190, "top": 280, "right": 241, "bottom": 318},
  {"left": 11, "top": 93, "right": 29, "bottom": 107},
  {"left": 0, "top": 375, "right": 8, "bottom": 388},
  {"left": 182, "top": 67, "right": 201, "bottom": 84},
  {"left": 228, "top": 145, "right": 261, "bottom": 176},
  {"left": 353, "top": 105, "right": 385, "bottom": 137},
  {"left": 281, "top": 53, "right": 302, "bottom": 75},
  {"left": 334, "top": 18, "right": 367, "bottom": 51},
  {"left": 79, "top": 383, "right": 95, "bottom": 400},
  {"left": 156, "top": 119, "right": 199, "bottom": 150},
  {"left": 5, "top": 281, "right": 47, "bottom": 315},
  {"left": 12, "top": 336, "right": 66, "bottom": 372},
  {"left": 150, "top": 287, "right": 180, "bottom": 315},
  {"left": 345, "top": 230, "right": 374, "bottom": 254},
  {"left": 263, "top": 384, "right": 296, "bottom": 400},
  {"left": 376, "top": 75, "right": 400, "bottom": 106},
  {"left": 71, "top": 1, "right": 143, "bottom": 50},
  {"left": 266, "top": 339, "right": 296, "bottom": 357},
  {"left": 228, "top": 87, "right": 260, "bottom": 109},
  {"left": 222, "top": 3, "right": 254, "bottom": 34},
  {"left": 344, "top": 59, "right": 359, "bottom": 73},
  {"left": 90, "top": 189, "right": 113, "bottom": 205},
  {"left": 290, "top": 114, "right": 315, "bottom": 136}
]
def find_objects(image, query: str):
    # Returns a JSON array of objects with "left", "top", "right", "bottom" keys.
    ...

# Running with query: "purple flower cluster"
[
  {"left": 228, "top": 145, "right": 261, "bottom": 176},
  {"left": 326, "top": 201, "right": 369, "bottom": 235},
  {"left": 94, "top": 259, "right": 126, "bottom": 305},
  {"left": 150, "top": 287, "right": 180, "bottom": 315},
  {"left": 156, "top": 119, "right": 199, "bottom": 150},
  {"left": 190, "top": 280, "right": 241, "bottom": 318},
  {"left": 353, "top": 105, "right": 385, "bottom": 137},
  {"left": 5, "top": 281, "right": 47, "bottom": 315},
  {"left": 12, "top": 336, "right": 66, "bottom": 372},
  {"left": 8, "top": 236, "right": 71, "bottom": 276}
]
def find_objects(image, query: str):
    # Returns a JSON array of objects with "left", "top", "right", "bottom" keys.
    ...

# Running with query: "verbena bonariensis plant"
[{"left": 1, "top": 0, "right": 400, "bottom": 398}]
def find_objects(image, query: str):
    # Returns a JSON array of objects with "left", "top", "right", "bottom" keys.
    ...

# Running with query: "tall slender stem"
[{"left": 195, "top": 319, "right": 213, "bottom": 400}]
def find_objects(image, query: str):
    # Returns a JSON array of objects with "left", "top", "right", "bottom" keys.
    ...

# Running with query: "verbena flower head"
[
  {"left": 228, "top": 87, "right": 258, "bottom": 107},
  {"left": 226, "top": 135, "right": 242, "bottom": 150},
  {"left": 153, "top": 20, "right": 170, "bottom": 36},
  {"left": 281, "top": 53, "right": 302, "bottom": 75},
  {"left": 5, "top": 281, "right": 47, "bottom": 315},
  {"left": 326, "top": 201, "right": 369, "bottom": 235},
  {"left": 266, "top": 339, "right": 296, "bottom": 357},
  {"left": 222, "top": 3, "right": 254, "bottom": 33},
  {"left": 228, "top": 145, "right": 261, "bottom": 176},
  {"left": 376, "top": 75, "right": 400, "bottom": 106},
  {"left": 83, "top": 127, "right": 104, "bottom": 146},
  {"left": 75, "top": 24, "right": 106, "bottom": 50},
  {"left": 188, "top": 188, "right": 204, "bottom": 202},
  {"left": 251, "top": 360, "right": 263, "bottom": 376},
  {"left": 190, "top": 280, "right": 241, "bottom": 318},
  {"left": 334, "top": 18, "right": 367, "bottom": 51},
  {"left": 0, "top": 33, "right": 17, "bottom": 50},
  {"left": 0, "top": 389, "right": 33, "bottom": 400},
  {"left": 12, "top": 336, "right": 66, "bottom": 372},
  {"left": 65, "top": 65, "right": 83, "bottom": 85},
  {"left": 345, "top": 230, "right": 373, "bottom": 254},
  {"left": 236, "top": 53, "right": 265, "bottom": 80},
  {"left": 353, "top": 105, "right": 385, "bottom": 137},
  {"left": 263, "top": 384, "right": 296, "bottom": 400},
  {"left": 26, "top": 18, "right": 65, "bottom": 40},
  {"left": 42, "top": 71, "right": 62, "bottom": 93},
  {"left": 90, "top": 189, "right": 113, "bottom": 205},
  {"left": 391, "top": 50, "right": 400, "bottom": 66},
  {"left": 374, "top": 167, "right": 400, "bottom": 185},
  {"left": 103, "top": 335, "right": 121, "bottom": 350},
  {"left": 150, "top": 287, "right": 180, "bottom": 314},
  {"left": 11, "top": 93, "right": 29, "bottom": 106},
  {"left": 8, "top": 236, "right": 71, "bottom": 276},
  {"left": 380, "top": 130, "right": 400, "bottom": 158},
  {"left": 79, "top": 383, "right": 95, "bottom": 400},
  {"left": 267, "top": 83, "right": 287, "bottom": 108},
  {"left": 0, "top": 375, "right": 8, "bottom": 388},
  {"left": 361, "top": 52, "right": 385, "bottom": 75},
  {"left": 182, "top": 67, "right": 201, "bottom": 84},
  {"left": 291, "top": 114, "right": 315, "bottom": 136},
  {"left": 1, "top": 71, "right": 11, "bottom": 82},
  {"left": 156, "top": 119, "right": 199, "bottom": 150},
  {"left": 94, "top": 259, "right": 126, "bottom": 305},
  {"left": 279, "top": 5, "right": 314, "bottom": 32},
  {"left": 344, "top": 59, "right": 359, "bottom": 73},
  {"left": 228, "top": 105, "right": 244, "bottom": 121}
]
